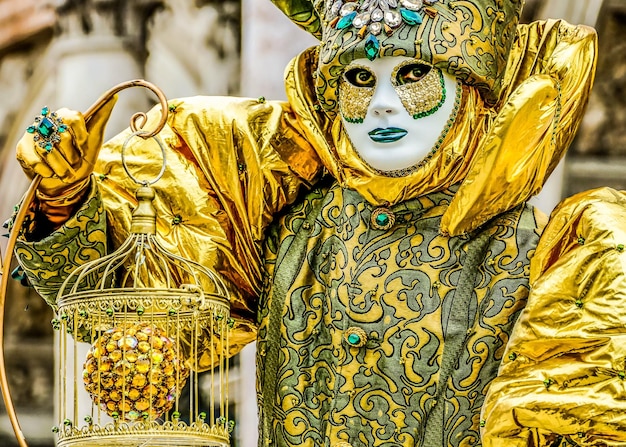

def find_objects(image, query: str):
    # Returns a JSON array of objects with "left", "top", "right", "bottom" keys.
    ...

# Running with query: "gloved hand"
[{"left": 16, "top": 96, "right": 118, "bottom": 197}]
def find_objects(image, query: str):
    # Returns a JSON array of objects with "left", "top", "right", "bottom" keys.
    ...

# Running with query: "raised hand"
[{"left": 16, "top": 96, "right": 117, "bottom": 197}]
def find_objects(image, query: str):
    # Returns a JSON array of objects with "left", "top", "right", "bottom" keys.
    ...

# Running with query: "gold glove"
[
  {"left": 16, "top": 96, "right": 118, "bottom": 198},
  {"left": 15, "top": 97, "right": 117, "bottom": 227}
]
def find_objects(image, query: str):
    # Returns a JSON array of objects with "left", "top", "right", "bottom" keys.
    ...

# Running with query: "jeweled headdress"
[{"left": 271, "top": 0, "right": 525, "bottom": 111}]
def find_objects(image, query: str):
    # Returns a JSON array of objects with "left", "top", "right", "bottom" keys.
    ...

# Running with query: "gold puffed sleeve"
[
  {"left": 441, "top": 20, "right": 597, "bottom": 236},
  {"left": 481, "top": 187, "right": 626, "bottom": 446},
  {"left": 93, "top": 95, "right": 324, "bottom": 357}
]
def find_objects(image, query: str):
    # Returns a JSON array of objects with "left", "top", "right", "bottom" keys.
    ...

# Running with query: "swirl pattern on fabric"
[
  {"left": 258, "top": 181, "right": 543, "bottom": 447},
  {"left": 15, "top": 179, "right": 107, "bottom": 309}
]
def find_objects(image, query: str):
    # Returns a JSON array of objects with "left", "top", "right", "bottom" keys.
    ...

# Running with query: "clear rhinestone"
[
  {"left": 400, "top": 0, "right": 423, "bottom": 11},
  {"left": 369, "top": 22, "right": 383, "bottom": 35},
  {"left": 340, "top": 2, "right": 357, "bottom": 15},
  {"left": 384, "top": 9, "right": 402, "bottom": 27},
  {"left": 371, "top": 8, "right": 384, "bottom": 21},
  {"left": 331, "top": 0, "right": 343, "bottom": 15},
  {"left": 353, "top": 12, "right": 371, "bottom": 28}
]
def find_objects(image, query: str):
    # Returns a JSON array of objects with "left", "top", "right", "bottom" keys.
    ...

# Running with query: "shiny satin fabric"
[
  {"left": 286, "top": 20, "right": 597, "bottom": 236},
  {"left": 86, "top": 19, "right": 595, "bottom": 361},
  {"left": 93, "top": 96, "right": 325, "bottom": 361},
  {"left": 481, "top": 187, "right": 626, "bottom": 446},
  {"left": 442, "top": 20, "right": 598, "bottom": 236}
]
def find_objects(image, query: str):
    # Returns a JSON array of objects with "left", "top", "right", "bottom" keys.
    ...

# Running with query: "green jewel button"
[
  {"left": 347, "top": 333, "right": 361, "bottom": 345},
  {"left": 376, "top": 213, "right": 389, "bottom": 227},
  {"left": 371, "top": 207, "right": 395, "bottom": 230},
  {"left": 344, "top": 327, "right": 367, "bottom": 348}
]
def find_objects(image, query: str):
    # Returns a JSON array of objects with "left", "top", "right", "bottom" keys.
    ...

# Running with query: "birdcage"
[
  {"left": 0, "top": 81, "right": 234, "bottom": 447},
  {"left": 47, "top": 113, "right": 232, "bottom": 446}
]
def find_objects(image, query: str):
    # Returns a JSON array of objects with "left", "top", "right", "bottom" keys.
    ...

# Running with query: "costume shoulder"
[
  {"left": 482, "top": 187, "right": 626, "bottom": 446},
  {"left": 442, "top": 20, "right": 598, "bottom": 236}
]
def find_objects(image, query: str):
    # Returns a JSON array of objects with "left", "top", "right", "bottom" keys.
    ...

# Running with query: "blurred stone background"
[{"left": 0, "top": 1, "right": 619, "bottom": 446}]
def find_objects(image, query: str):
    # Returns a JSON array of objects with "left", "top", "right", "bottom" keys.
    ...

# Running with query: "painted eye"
[
  {"left": 344, "top": 67, "right": 376, "bottom": 88},
  {"left": 396, "top": 63, "right": 432, "bottom": 85}
]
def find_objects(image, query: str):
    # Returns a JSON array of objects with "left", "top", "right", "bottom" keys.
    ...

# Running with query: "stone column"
[
  {"left": 52, "top": 0, "right": 163, "bottom": 134},
  {"left": 537, "top": 0, "right": 604, "bottom": 26},
  {"left": 240, "top": 0, "right": 318, "bottom": 100}
]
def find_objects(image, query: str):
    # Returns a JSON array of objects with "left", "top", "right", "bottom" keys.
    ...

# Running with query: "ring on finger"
[{"left": 26, "top": 106, "right": 67, "bottom": 153}]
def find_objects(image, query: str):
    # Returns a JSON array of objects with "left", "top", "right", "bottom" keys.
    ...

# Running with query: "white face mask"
[{"left": 339, "top": 56, "right": 460, "bottom": 174}]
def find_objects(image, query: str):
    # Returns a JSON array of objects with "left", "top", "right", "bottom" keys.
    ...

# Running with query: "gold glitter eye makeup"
[
  {"left": 392, "top": 61, "right": 446, "bottom": 119},
  {"left": 339, "top": 65, "right": 376, "bottom": 123}
]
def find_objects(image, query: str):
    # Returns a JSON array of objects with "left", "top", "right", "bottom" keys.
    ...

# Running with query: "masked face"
[{"left": 339, "top": 56, "right": 460, "bottom": 174}]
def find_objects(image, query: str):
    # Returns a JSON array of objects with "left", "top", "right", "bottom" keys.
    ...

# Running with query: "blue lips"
[{"left": 368, "top": 127, "right": 408, "bottom": 143}]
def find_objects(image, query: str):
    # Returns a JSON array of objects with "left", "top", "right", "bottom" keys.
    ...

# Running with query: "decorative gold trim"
[
  {"left": 393, "top": 66, "right": 445, "bottom": 119},
  {"left": 56, "top": 420, "right": 229, "bottom": 447}
]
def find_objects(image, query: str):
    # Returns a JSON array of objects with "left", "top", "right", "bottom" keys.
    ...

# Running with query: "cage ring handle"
[
  {"left": 0, "top": 79, "right": 169, "bottom": 447},
  {"left": 121, "top": 130, "right": 167, "bottom": 186}
]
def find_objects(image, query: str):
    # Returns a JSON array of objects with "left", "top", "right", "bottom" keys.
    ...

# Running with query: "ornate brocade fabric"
[{"left": 257, "top": 180, "right": 543, "bottom": 447}]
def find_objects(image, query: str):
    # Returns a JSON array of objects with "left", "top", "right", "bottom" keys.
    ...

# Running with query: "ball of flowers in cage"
[{"left": 82, "top": 322, "right": 189, "bottom": 421}]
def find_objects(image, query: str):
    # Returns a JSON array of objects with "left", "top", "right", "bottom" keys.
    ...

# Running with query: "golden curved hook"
[{"left": 0, "top": 79, "right": 169, "bottom": 447}]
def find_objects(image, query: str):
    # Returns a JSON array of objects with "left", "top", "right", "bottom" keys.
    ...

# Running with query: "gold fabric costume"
[
  {"left": 481, "top": 187, "right": 626, "bottom": 446},
  {"left": 13, "top": 14, "right": 607, "bottom": 447}
]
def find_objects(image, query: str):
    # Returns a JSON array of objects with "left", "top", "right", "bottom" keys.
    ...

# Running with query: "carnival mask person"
[{"left": 12, "top": 1, "right": 621, "bottom": 446}]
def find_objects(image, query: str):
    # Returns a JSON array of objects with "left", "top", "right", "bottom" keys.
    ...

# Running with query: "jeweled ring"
[{"left": 26, "top": 106, "right": 67, "bottom": 153}]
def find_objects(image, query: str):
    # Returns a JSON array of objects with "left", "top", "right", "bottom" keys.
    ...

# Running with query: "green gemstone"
[
  {"left": 364, "top": 35, "right": 380, "bottom": 61},
  {"left": 347, "top": 333, "right": 361, "bottom": 345},
  {"left": 27, "top": 126, "right": 35, "bottom": 134},
  {"left": 375, "top": 213, "right": 390, "bottom": 227},
  {"left": 400, "top": 8, "right": 423, "bottom": 25},
  {"left": 41, "top": 107, "right": 49, "bottom": 116},
  {"left": 337, "top": 11, "right": 356, "bottom": 30},
  {"left": 38, "top": 117, "right": 56, "bottom": 137}
]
